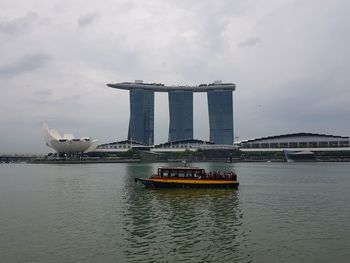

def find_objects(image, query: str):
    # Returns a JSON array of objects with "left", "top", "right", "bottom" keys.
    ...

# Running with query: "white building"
[{"left": 43, "top": 123, "right": 98, "bottom": 154}]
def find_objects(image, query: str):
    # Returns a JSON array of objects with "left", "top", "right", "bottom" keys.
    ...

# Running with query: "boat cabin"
[
  {"left": 153, "top": 167, "right": 237, "bottom": 180},
  {"left": 135, "top": 166, "right": 239, "bottom": 188}
]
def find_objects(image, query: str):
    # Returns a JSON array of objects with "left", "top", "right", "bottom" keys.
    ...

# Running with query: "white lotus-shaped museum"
[{"left": 43, "top": 123, "right": 98, "bottom": 153}]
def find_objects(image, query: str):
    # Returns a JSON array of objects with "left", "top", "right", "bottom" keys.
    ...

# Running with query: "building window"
[
  {"left": 252, "top": 143, "right": 260, "bottom": 148},
  {"left": 298, "top": 142, "right": 307, "bottom": 148},
  {"left": 309, "top": 142, "right": 318, "bottom": 147},
  {"left": 289, "top": 142, "right": 298, "bottom": 148},
  {"left": 270, "top": 143, "right": 278, "bottom": 148},
  {"left": 339, "top": 141, "right": 349, "bottom": 147},
  {"left": 329, "top": 141, "right": 338, "bottom": 147},
  {"left": 319, "top": 141, "right": 328, "bottom": 147},
  {"left": 279, "top": 143, "right": 288, "bottom": 148},
  {"left": 261, "top": 143, "right": 269, "bottom": 148}
]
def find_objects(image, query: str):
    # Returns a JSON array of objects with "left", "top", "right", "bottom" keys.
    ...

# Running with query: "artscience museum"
[{"left": 43, "top": 123, "right": 98, "bottom": 154}]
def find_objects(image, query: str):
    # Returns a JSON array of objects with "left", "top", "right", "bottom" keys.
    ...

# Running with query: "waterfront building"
[
  {"left": 207, "top": 89, "right": 234, "bottom": 145},
  {"left": 238, "top": 133, "right": 350, "bottom": 162},
  {"left": 96, "top": 140, "right": 151, "bottom": 152},
  {"left": 239, "top": 133, "right": 350, "bottom": 150},
  {"left": 154, "top": 139, "right": 213, "bottom": 151},
  {"left": 108, "top": 80, "right": 236, "bottom": 145},
  {"left": 153, "top": 139, "right": 236, "bottom": 153},
  {"left": 168, "top": 91, "right": 193, "bottom": 142},
  {"left": 128, "top": 89, "right": 154, "bottom": 145},
  {"left": 43, "top": 123, "right": 98, "bottom": 154},
  {"left": 94, "top": 138, "right": 237, "bottom": 154}
]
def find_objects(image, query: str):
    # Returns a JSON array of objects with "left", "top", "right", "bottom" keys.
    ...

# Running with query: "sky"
[{"left": 1, "top": 0, "right": 350, "bottom": 153}]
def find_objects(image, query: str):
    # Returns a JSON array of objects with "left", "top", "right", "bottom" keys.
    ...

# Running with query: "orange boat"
[{"left": 135, "top": 167, "right": 239, "bottom": 189}]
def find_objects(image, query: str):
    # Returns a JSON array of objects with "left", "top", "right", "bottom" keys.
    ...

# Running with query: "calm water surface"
[{"left": 0, "top": 162, "right": 350, "bottom": 262}]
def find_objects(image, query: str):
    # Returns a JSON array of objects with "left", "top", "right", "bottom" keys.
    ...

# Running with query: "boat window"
[
  {"left": 157, "top": 168, "right": 207, "bottom": 178},
  {"left": 178, "top": 172, "right": 185, "bottom": 178}
]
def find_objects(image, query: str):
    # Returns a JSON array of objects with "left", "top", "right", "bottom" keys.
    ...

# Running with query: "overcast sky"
[{"left": 1, "top": 0, "right": 350, "bottom": 153}]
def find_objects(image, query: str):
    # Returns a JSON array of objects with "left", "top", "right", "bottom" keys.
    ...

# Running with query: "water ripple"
[
  {"left": 121, "top": 188, "right": 249, "bottom": 262},
  {"left": 2, "top": 163, "right": 350, "bottom": 262}
]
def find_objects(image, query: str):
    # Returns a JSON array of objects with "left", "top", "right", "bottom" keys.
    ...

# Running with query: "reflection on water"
[{"left": 122, "top": 164, "right": 250, "bottom": 262}]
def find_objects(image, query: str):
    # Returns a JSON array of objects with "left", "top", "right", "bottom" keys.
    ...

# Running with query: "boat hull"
[{"left": 135, "top": 178, "right": 239, "bottom": 189}]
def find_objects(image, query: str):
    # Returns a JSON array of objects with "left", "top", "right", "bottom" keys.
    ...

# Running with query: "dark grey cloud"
[
  {"left": 238, "top": 37, "right": 262, "bottom": 47},
  {"left": 78, "top": 12, "right": 100, "bottom": 28},
  {"left": 0, "top": 12, "right": 40, "bottom": 35},
  {"left": 0, "top": 53, "right": 51, "bottom": 78}
]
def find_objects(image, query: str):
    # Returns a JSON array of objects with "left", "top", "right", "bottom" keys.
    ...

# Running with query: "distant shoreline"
[
  {"left": 22, "top": 159, "right": 350, "bottom": 164},
  {"left": 27, "top": 159, "right": 141, "bottom": 164}
]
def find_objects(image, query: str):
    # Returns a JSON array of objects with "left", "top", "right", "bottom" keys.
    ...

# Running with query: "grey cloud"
[
  {"left": 27, "top": 94, "right": 82, "bottom": 106},
  {"left": 43, "top": 118, "right": 89, "bottom": 129},
  {"left": 238, "top": 37, "right": 262, "bottom": 47},
  {"left": 34, "top": 89, "right": 53, "bottom": 97},
  {"left": 1, "top": 0, "right": 350, "bottom": 153},
  {"left": 0, "top": 53, "right": 51, "bottom": 78},
  {"left": 254, "top": 74, "right": 350, "bottom": 131},
  {"left": 78, "top": 12, "right": 100, "bottom": 28},
  {"left": 0, "top": 12, "right": 40, "bottom": 35}
]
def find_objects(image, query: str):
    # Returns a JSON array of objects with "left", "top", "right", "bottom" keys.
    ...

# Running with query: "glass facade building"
[
  {"left": 168, "top": 91, "right": 193, "bottom": 142},
  {"left": 207, "top": 90, "right": 234, "bottom": 145},
  {"left": 109, "top": 81, "right": 235, "bottom": 146},
  {"left": 128, "top": 89, "right": 154, "bottom": 145}
]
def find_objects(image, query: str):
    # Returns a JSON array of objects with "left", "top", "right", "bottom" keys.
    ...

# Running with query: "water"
[{"left": 0, "top": 162, "right": 350, "bottom": 262}]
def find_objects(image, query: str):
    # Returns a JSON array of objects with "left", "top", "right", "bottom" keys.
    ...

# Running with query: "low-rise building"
[
  {"left": 95, "top": 140, "right": 151, "bottom": 152},
  {"left": 239, "top": 132, "right": 350, "bottom": 153}
]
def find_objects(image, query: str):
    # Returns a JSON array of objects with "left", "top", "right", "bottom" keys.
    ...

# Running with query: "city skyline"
[{"left": 1, "top": 0, "right": 350, "bottom": 153}]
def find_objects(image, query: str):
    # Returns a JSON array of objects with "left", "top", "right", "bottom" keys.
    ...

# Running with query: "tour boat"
[{"left": 135, "top": 167, "right": 239, "bottom": 189}]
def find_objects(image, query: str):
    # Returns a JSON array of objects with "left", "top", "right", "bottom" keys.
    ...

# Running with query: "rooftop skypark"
[{"left": 107, "top": 80, "right": 236, "bottom": 92}]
